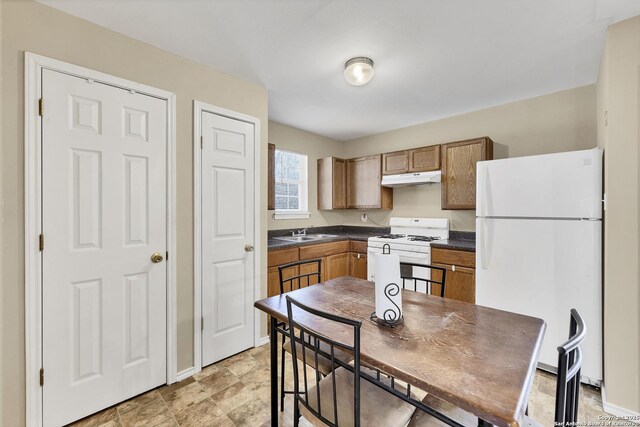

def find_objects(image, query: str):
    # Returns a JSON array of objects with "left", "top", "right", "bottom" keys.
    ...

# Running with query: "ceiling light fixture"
[{"left": 344, "top": 57, "right": 374, "bottom": 86}]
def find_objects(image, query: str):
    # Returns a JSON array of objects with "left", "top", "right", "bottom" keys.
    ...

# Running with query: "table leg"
[{"left": 270, "top": 316, "right": 278, "bottom": 426}]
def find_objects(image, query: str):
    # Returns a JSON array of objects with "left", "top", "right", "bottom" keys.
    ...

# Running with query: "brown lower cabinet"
[
  {"left": 267, "top": 240, "right": 369, "bottom": 297},
  {"left": 326, "top": 252, "right": 350, "bottom": 279},
  {"left": 431, "top": 247, "right": 476, "bottom": 304},
  {"left": 349, "top": 252, "right": 367, "bottom": 279}
]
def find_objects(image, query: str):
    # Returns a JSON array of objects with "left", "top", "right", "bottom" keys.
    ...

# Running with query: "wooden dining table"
[{"left": 254, "top": 276, "right": 546, "bottom": 427}]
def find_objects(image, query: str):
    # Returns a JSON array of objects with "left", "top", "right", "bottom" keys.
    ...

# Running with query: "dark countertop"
[
  {"left": 268, "top": 226, "right": 475, "bottom": 252},
  {"left": 430, "top": 230, "right": 476, "bottom": 252},
  {"left": 268, "top": 225, "right": 388, "bottom": 251}
]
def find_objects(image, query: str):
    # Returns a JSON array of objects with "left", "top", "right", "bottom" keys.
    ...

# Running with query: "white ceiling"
[{"left": 38, "top": 0, "right": 640, "bottom": 141}]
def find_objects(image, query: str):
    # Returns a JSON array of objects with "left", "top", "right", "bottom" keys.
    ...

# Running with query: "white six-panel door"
[
  {"left": 41, "top": 69, "right": 168, "bottom": 427},
  {"left": 201, "top": 111, "right": 255, "bottom": 366}
]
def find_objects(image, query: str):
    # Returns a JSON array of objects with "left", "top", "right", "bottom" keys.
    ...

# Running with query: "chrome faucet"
[{"left": 292, "top": 225, "right": 313, "bottom": 236}]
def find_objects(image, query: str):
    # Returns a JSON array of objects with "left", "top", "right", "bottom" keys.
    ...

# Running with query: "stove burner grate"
[{"left": 407, "top": 235, "right": 442, "bottom": 242}]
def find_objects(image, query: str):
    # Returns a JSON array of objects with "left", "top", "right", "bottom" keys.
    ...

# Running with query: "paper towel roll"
[{"left": 374, "top": 252, "right": 402, "bottom": 322}]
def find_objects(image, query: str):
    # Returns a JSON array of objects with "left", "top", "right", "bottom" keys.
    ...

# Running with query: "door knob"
[
  {"left": 151, "top": 252, "right": 164, "bottom": 263},
  {"left": 244, "top": 244, "right": 254, "bottom": 252}
]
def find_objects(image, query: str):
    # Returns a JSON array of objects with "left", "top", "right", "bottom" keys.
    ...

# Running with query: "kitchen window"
[{"left": 274, "top": 149, "right": 309, "bottom": 219}]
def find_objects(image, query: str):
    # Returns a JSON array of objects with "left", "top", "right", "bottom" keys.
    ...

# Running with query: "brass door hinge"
[
  {"left": 39, "top": 234, "right": 44, "bottom": 251},
  {"left": 166, "top": 251, "right": 169, "bottom": 261},
  {"left": 200, "top": 136, "right": 203, "bottom": 149},
  {"left": 39, "top": 368, "right": 44, "bottom": 386},
  {"left": 39, "top": 98, "right": 44, "bottom": 116},
  {"left": 201, "top": 317, "right": 204, "bottom": 331}
]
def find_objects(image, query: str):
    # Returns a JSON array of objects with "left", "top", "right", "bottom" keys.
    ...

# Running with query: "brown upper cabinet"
[
  {"left": 382, "top": 145, "right": 440, "bottom": 175},
  {"left": 346, "top": 155, "right": 393, "bottom": 209},
  {"left": 317, "top": 157, "right": 347, "bottom": 210},
  {"left": 441, "top": 137, "right": 493, "bottom": 210},
  {"left": 409, "top": 146, "right": 440, "bottom": 172},
  {"left": 382, "top": 150, "right": 409, "bottom": 175},
  {"left": 268, "top": 143, "right": 276, "bottom": 210}
]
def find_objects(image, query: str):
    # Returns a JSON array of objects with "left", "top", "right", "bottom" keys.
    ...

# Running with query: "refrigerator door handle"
[
  {"left": 479, "top": 219, "right": 490, "bottom": 269},
  {"left": 478, "top": 163, "right": 489, "bottom": 218}
]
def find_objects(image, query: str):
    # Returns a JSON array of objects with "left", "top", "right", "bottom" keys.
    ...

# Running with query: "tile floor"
[{"left": 69, "top": 344, "right": 614, "bottom": 427}]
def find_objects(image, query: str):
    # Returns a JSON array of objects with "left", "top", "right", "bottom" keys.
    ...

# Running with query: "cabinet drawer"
[
  {"left": 432, "top": 248, "right": 475, "bottom": 268},
  {"left": 300, "top": 240, "right": 350, "bottom": 259},
  {"left": 349, "top": 240, "right": 368, "bottom": 253},
  {"left": 268, "top": 247, "right": 299, "bottom": 267}
]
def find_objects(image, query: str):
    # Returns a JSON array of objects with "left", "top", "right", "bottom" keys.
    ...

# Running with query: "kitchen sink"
[
  {"left": 274, "top": 235, "right": 320, "bottom": 242},
  {"left": 307, "top": 234, "right": 338, "bottom": 239},
  {"left": 273, "top": 234, "right": 338, "bottom": 242}
]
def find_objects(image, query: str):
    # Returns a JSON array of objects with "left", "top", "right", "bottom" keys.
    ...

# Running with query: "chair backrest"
[
  {"left": 399, "top": 262, "right": 447, "bottom": 297},
  {"left": 555, "top": 309, "right": 587, "bottom": 426},
  {"left": 286, "top": 295, "right": 362, "bottom": 427},
  {"left": 278, "top": 258, "right": 323, "bottom": 294}
]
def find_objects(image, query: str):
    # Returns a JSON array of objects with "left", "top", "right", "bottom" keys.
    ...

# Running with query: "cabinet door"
[
  {"left": 267, "top": 266, "right": 280, "bottom": 297},
  {"left": 349, "top": 252, "right": 368, "bottom": 279},
  {"left": 347, "top": 155, "right": 392, "bottom": 209},
  {"left": 318, "top": 157, "right": 346, "bottom": 210},
  {"left": 300, "top": 259, "right": 323, "bottom": 286},
  {"left": 382, "top": 150, "right": 408, "bottom": 175},
  {"left": 433, "top": 263, "right": 476, "bottom": 303},
  {"left": 326, "top": 253, "right": 350, "bottom": 280},
  {"left": 268, "top": 265, "right": 301, "bottom": 296},
  {"left": 441, "top": 137, "right": 493, "bottom": 210},
  {"left": 408, "top": 145, "right": 440, "bottom": 172},
  {"left": 268, "top": 143, "right": 275, "bottom": 210}
]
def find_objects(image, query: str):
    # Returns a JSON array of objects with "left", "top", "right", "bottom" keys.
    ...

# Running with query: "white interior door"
[
  {"left": 42, "top": 69, "right": 168, "bottom": 427},
  {"left": 201, "top": 111, "right": 255, "bottom": 366}
]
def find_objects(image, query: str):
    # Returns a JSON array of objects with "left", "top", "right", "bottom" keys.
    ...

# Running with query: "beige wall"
[
  {"left": 269, "top": 87, "right": 597, "bottom": 232},
  {"left": 0, "top": 1, "right": 268, "bottom": 425},
  {"left": 340, "top": 85, "right": 598, "bottom": 230},
  {"left": 597, "top": 15, "right": 640, "bottom": 414},
  {"left": 268, "top": 121, "right": 346, "bottom": 230}
]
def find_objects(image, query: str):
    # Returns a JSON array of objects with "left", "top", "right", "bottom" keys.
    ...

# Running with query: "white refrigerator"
[{"left": 476, "top": 148, "right": 602, "bottom": 385}]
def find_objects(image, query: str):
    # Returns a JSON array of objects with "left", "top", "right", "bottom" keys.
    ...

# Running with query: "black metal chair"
[
  {"left": 278, "top": 258, "right": 323, "bottom": 294},
  {"left": 277, "top": 259, "right": 322, "bottom": 411},
  {"left": 551, "top": 308, "right": 587, "bottom": 426},
  {"left": 399, "top": 262, "right": 447, "bottom": 297},
  {"left": 277, "top": 259, "right": 352, "bottom": 412},
  {"left": 286, "top": 295, "right": 416, "bottom": 427},
  {"left": 406, "top": 309, "right": 587, "bottom": 427}
]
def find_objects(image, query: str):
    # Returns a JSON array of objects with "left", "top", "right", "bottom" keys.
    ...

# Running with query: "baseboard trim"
[
  {"left": 257, "top": 336, "right": 270, "bottom": 347},
  {"left": 601, "top": 385, "right": 640, "bottom": 422},
  {"left": 176, "top": 367, "right": 196, "bottom": 382}
]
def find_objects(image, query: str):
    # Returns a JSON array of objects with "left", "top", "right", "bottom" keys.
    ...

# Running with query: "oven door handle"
[{"left": 367, "top": 248, "right": 430, "bottom": 262}]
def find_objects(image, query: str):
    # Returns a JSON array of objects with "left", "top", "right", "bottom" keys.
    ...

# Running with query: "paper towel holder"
[
  {"left": 371, "top": 243, "right": 404, "bottom": 327},
  {"left": 370, "top": 310, "right": 404, "bottom": 328}
]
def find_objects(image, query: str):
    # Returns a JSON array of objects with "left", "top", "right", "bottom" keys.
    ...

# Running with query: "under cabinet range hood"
[{"left": 381, "top": 170, "right": 441, "bottom": 187}]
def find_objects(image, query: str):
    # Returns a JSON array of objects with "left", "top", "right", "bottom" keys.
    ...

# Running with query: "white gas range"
[{"left": 367, "top": 218, "right": 449, "bottom": 282}]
